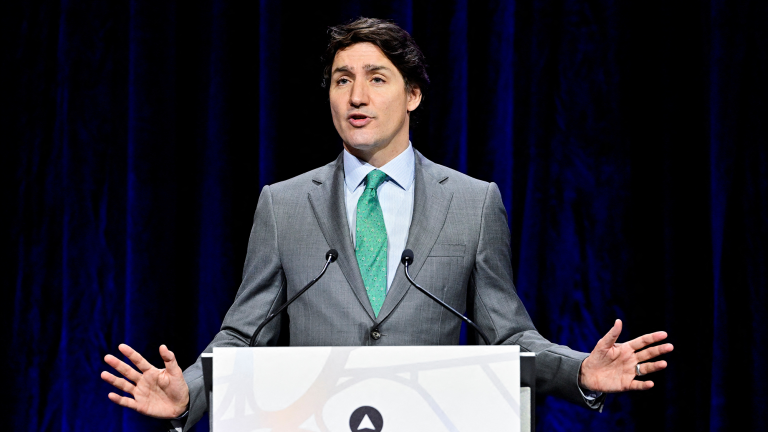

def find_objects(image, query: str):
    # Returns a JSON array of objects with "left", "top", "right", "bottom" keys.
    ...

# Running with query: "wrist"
[
  {"left": 579, "top": 357, "right": 594, "bottom": 392},
  {"left": 173, "top": 393, "right": 190, "bottom": 418}
]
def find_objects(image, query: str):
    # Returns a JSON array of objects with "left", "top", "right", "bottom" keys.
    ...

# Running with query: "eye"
[
  {"left": 336, "top": 77, "right": 351, "bottom": 86},
  {"left": 372, "top": 76, "right": 386, "bottom": 83}
]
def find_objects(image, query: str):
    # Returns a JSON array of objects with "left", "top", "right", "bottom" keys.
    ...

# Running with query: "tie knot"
[{"left": 365, "top": 169, "right": 388, "bottom": 190}]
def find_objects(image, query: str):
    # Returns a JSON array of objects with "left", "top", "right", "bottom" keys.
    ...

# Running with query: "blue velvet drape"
[{"left": 3, "top": 1, "right": 766, "bottom": 430}]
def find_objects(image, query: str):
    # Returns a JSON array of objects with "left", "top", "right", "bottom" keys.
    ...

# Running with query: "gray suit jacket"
[{"left": 180, "top": 150, "right": 594, "bottom": 430}]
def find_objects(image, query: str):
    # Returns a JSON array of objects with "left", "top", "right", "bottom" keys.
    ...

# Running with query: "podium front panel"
[{"left": 212, "top": 345, "right": 521, "bottom": 432}]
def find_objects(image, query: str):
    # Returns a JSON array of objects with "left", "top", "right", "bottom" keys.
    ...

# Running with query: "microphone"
[
  {"left": 249, "top": 249, "right": 339, "bottom": 346},
  {"left": 400, "top": 249, "right": 493, "bottom": 345}
]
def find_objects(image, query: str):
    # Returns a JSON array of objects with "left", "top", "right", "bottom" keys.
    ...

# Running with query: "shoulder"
[
  {"left": 415, "top": 149, "right": 494, "bottom": 197},
  {"left": 264, "top": 154, "right": 341, "bottom": 198}
]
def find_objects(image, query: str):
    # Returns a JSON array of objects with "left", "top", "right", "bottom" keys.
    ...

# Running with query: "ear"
[{"left": 406, "top": 85, "right": 422, "bottom": 112}]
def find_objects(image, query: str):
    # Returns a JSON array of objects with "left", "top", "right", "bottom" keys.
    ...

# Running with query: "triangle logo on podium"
[
  {"left": 349, "top": 406, "right": 383, "bottom": 432},
  {"left": 356, "top": 414, "right": 376, "bottom": 430}
]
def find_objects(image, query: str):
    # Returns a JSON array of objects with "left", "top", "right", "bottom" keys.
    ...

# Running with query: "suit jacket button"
[{"left": 371, "top": 330, "right": 381, "bottom": 340}]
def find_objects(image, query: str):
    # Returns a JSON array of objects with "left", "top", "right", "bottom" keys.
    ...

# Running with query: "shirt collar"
[{"left": 343, "top": 143, "right": 415, "bottom": 192}]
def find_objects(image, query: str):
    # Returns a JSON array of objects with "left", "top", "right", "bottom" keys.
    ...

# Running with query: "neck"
[
  {"left": 344, "top": 141, "right": 408, "bottom": 168},
  {"left": 343, "top": 119, "right": 412, "bottom": 168}
]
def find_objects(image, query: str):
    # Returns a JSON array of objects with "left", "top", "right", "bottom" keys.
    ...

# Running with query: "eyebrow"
[
  {"left": 331, "top": 64, "right": 393, "bottom": 75},
  {"left": 363, "top": 64, "right": 392, "bottom": 73}
]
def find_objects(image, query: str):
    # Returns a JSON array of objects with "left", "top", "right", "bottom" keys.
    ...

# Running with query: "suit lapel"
[
  {"left": 376, "top": 151, "right": 453, "bottom": 322},
  {"left": 307, "top": 153, "right": 376, "bottom": 321}
]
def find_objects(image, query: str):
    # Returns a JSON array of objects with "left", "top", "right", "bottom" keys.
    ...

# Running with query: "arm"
[
  {"left": 102, "top": 185, "right": 288, "bottom": 431},
  {"left": 469, "top": 182, "right": 595, "bottom": 406},
  {"left": 182, "top": 184, "right": 287, "bottom": 429},
  {"left": 470, "top": 182, "right": 672, "bottom": 405}
]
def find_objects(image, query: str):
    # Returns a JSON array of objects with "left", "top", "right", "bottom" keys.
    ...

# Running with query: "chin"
[{"left": 343, "top": 135, "right": 383, "bottom": 152}]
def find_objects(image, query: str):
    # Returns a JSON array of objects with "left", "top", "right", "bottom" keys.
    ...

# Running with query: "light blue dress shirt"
[{"left": 343, "top": 143, "right": 415, "bottom": 292}]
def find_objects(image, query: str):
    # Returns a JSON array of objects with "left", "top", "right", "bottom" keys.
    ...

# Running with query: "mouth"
[{"left": 347, "top": 113, "right": 372, "bottom": 127}]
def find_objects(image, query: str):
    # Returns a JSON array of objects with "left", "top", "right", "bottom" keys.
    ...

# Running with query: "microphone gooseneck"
[
  {"left": 249, "top": 249, "right": 338, "bottom": 346},
  {"left": 400, "top": 249, "right": 493, "bottom": 345}
]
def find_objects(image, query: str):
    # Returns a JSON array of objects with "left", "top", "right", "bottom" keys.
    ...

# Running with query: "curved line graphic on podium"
[{"left": 212, "top": 347, "right": 520, "bottom": 432}]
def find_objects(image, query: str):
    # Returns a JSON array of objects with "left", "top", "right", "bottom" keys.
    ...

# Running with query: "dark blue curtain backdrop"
[{"left": 2, "top": 0, "right": 766, "bottom": 431}]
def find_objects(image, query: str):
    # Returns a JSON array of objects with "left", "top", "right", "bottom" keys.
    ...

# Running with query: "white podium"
[{"left": 202, "top": 346, "right": 535, "bottom": 432}]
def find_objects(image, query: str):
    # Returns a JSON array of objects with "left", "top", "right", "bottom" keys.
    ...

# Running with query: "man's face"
[{"left": 329, "top": 42, "right": 422, "bottom": 158}]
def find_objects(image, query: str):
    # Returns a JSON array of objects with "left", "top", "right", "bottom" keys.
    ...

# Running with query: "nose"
[{"left": 349, "top": 79, "right": 368, "bottom": 108}]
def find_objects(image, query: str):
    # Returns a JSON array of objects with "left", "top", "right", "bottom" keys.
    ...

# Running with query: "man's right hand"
[{"left": 101, "top": 344, "right": 190, "bottom": 419}]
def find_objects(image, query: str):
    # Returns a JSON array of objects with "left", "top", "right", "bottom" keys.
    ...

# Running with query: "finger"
[
  {"left": 628, "top": 380, "right": 655, "bottom": 391},
  {"left": 107, "top": 392, "right": 138, "bottom": 411},
  {"left": 637, "top": 360, "right": 668, "bottom": 376},
  {"left": 635, "top": 343, "right": 674, "bottom": 362},
  {"left": 101, "top": 371, "right": 137, "bottom": 394},
  {"left": 159, "top": 345, "right": 181, "bottom": 374},
  {"left": 104, "top": 354, "right": 142, "bottom": 383},
  {"left": 597, "top": 319, "right": 623, "bottom": 350},
  {"left": 118, "top": 343, "right": 154, "bottom": 373},
  {"left": 627, "top": 331, "right": 668, "bottom": 351}
]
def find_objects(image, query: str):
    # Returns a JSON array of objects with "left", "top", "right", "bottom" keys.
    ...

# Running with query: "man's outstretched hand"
[
  {"left": 101, "top": 344, "right": 190, "bottom": 419},
  {"left": 580, "top": 319, "right": 673, "bottom": 393}
]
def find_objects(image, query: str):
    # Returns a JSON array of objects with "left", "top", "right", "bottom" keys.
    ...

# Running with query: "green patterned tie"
[{"left": 356, "top": 169, "right": 388, "bottom": 317}]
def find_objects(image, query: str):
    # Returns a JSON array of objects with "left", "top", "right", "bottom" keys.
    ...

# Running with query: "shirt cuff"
[{"left": 579, "top": 386, "right": 602, "bottom": 401}]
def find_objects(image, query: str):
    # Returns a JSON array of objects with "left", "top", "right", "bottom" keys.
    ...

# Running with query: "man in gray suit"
[{"left": 101, "top": 18, "right": 673, "bottom": 430}]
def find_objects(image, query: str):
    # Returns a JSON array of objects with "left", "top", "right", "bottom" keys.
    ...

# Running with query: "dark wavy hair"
[{"left": 321, "top": 17, "right": 430, "bottom": 97}]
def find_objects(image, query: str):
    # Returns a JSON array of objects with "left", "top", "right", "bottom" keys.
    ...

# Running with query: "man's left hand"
[{"left": 579, "top": 319, "right": 673, "bottom": 392}]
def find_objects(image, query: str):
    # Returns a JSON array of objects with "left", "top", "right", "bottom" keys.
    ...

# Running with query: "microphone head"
[
  {"left": 326, "top": 249, "right": 339, "bottom": 263},
  {"left": 401, "top": 249, "right": 414, "bottom": 265}
]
